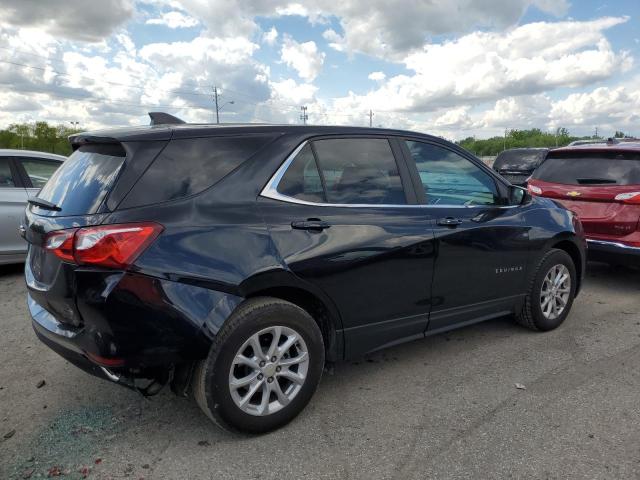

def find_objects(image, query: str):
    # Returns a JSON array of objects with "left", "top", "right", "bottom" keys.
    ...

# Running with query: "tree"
[
  {"left": 0, "top": 121, "right": 78, "bottom": 155},
  {"left": 614, "top": 130, "right": 625, "bottom": 138}
]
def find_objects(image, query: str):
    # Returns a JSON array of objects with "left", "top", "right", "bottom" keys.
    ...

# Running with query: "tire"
[
  {"left": 193, "top": 297, "right": 324, "bottom": 434},
  {"left": 516, "top": 248, "right": 577, "bottom": 331}
]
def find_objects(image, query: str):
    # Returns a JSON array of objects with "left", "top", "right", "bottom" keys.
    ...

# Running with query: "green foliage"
[
  {"left": 0, "top": 121, "right": 78, "bottom": 155},
  {"left": 614, "top": 130, "right": 625, "bottom": 138},
  {"left": 457, "top": 128, "right": 593, "bottom": 156}
]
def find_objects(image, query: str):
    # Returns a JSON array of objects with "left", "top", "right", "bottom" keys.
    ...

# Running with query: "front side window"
[
  {"left": 20, "top": 158, "right": 61, "bottom": 189},
  {"left": 405, "top": 141, "right": 499, "bottom": 206},
  {"left": 0, "top": 158, "right": 15, "bottom": 187},
  {"left": 312, "top": 138, "right": 406, "bottom": 205}
]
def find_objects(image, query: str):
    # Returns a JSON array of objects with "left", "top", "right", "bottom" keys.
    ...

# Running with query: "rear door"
[
  {"left": 531, "top": 151, "right": 640, "bottom": 238},
  {"left": 0, "top": 156, "right": 29, "bottom": 257},
  {"left": 259, "top": 136, "right": 437, "bottom": 358},
  {"left": 400, "top": 139, "right": 531, "bottom": 332}
]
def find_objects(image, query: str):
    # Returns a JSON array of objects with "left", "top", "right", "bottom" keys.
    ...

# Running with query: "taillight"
[
  {"left": 614, "top": 192, "right": 640, "bottom": 204},
  {"left": 44, "top": 229, "right": 77, "bottom": 262},
  {"left": 43, "top": 223, "right": 163, "bottom": 268},
  {"left": 528, "top": 184, "right": 542, "bottom": 195}
]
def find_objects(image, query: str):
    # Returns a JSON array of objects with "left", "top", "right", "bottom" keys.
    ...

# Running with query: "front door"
[
  {"left": 400, "top": 139, "right": 531, "bottom": 332},
  {"left": 259, "top": 136, "right": 436, "bottom": 358}
]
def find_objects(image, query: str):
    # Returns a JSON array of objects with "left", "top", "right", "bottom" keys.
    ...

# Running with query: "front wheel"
[
  {"left": 516, "top": 248, "right": 577, "bottom": 331},
  {"left": 193, "top": 297, "right": 325, "bottom": 434}
]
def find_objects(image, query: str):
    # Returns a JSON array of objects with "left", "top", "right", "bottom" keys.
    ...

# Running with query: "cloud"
[
  {"left": 328, "top": 17, "right": 631, "bottom": 114},
  {"left": 175, "top": 0, "right": 570, "bottom": 58},
  {"left": 262, "top": 27, "right": 278, "bottom": 46},
  {"left": 368, "top": 71, "right": 386, "bottom": 82},
  {"left": 280, "top": 36, "right": 325, "bottom": 81},
  {"left": 146, "top": 11, "right": 199, "bottom": 28},
  {"left": 0, "top": 0, "right": 133, "bottom": 42}
]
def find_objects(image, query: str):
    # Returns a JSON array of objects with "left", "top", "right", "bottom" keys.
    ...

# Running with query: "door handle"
[
  {"left": 437, "top": 217, "right": 463, "bottom": 227},
  {"left": 291, "top": 219, "right": 331, "bottom": 231}
]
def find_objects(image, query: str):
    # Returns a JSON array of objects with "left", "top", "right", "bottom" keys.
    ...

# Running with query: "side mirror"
[{"left": 508, "top": 185, "right": 530, "bottom": 206}]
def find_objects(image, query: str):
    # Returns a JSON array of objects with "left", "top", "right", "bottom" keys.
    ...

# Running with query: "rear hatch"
[
  {"left": 530, "top": 150, "right": 640, "bottom": 238},
  {"left": 24, "top": 143, "right": 128, "bottom": 328},
  {"left": 493, "top": 149, "right": 547, "bottom": 185}
]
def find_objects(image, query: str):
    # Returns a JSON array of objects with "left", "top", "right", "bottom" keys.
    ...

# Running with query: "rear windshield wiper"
[
  {"left": 28, "top": 197, "right": 61, "bottom": 211},
  {"left": 576, "top": 178, "right": 618, "bottom": 185}
]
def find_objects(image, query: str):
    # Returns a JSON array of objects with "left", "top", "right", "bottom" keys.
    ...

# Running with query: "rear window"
[
  {"left": 532, "top": 151, "right": 640, "bottom": 186},
  {"left": 34, "top": 144, "right": 125, "bottom": 216},
  {"left": 494, "top": 149, "right": 547, "bottom": 171},
  {"left": 121, "top": 134, "right": 275, "bottom": 208}
]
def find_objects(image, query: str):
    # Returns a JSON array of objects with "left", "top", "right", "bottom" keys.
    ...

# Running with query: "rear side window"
[
  {"left": 0, "top": 158, "right": 15, "bottom": 187},
  {"left": 312, "top": 138, "right": 406, "bottom": 205},
  {"left": 122, "top": 134, "right": 275, "bottom": 208},
  {"left": 20, "top": 158, "right": 61, "bottom": 189},
  {"left": 533, "top": 151, "right": 640, "bottom": 185},
  {"left": 35, "top": 144, "right": 125, "bottom": 216}
]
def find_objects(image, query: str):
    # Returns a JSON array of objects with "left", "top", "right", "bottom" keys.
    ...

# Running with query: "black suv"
[
  {"left": 24, "top": 116, "right": 586, "bottom": 433},
  {"left": 493, "top": 147, "right": 549, "bottom": 186}
]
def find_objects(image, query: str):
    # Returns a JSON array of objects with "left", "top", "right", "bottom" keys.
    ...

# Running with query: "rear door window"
[
  {"left": 0, "top": 158, "right": 16, "bottom": 187},
  {"left": 277, "top": 144, "right": 325, "bottom": 203},
  {"left": 121, "top": 134, "right": 276, "bottom": 208},
  {"left": 19, "top": 158, "right": 62, "bottom": 189},
  {"left": 311, "top": 138, "right": 407, "bottom": 205},
  {"left": 533, "top": 151, "right": 640, "bottom": 185},
  {"left": 34, "top": 144, "right": 125, "bottom": 216}
]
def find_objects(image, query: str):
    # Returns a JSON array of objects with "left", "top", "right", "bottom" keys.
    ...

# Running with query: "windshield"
[
  {"left": 532, "top": 151, "right": 640, "bottom": 186},
  {"left": 34, "top": 144, "right": 126, "bottom": 216}
]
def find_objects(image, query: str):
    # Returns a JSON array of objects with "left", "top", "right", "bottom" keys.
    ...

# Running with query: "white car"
[{"left": 0, "top": 149, "right": 65, "bottom": 265}]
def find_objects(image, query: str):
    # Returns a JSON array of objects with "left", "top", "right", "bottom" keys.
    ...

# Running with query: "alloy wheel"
[
  {"left": 539, "top": 264, "right": 571, "bottom": 320},
  {"left": 228, "top": 326, "right": 309, "bottom": 416}
]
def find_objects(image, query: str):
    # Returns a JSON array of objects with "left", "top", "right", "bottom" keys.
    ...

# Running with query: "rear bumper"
[
  {"left": 27, "top": 269, "right": 243, "bottom": 381},
  {"left": 587, "top": 239, "right": 640, "bottom": 266}
]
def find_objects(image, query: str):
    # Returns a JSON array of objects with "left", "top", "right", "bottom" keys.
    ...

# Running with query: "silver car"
[{"left": 0, "top": 149, "right": 65, "bottom": 265}]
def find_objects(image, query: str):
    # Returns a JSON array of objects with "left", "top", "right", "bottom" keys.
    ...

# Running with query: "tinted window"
[
  {"left": 493, "top": 149, "right": 547, "bottom": 171},
  {"left": 35, "top": 144, "right": 125, "bottom": 216},
  {"left": 123, "top": 134, "right": 275, "bottom": 207},
  {"left": 0, "top": 158, "right": 15, "bottom": 187},
  {"left": 533, "top": 151, "right": 640, "bottom": 185},
  {"left": 20, "top": 158, "right": 61, "bottom": 189},
  {"left": 405, "top": 141, "right": 499, "bottom": 206},
  {"left": 312, "top": 138, "right": 406, "bottom": 205},
  {"left": 277, "top": 144, "right": 325, "bottom": 202}
]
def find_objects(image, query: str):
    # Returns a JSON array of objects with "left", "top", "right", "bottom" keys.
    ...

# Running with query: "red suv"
[{"left": 527, "top": 140, "right": 640, "bottom": 266}]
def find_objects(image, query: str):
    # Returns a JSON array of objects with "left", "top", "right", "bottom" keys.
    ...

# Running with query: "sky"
[{"left": 0, "top": 0, "right": 638, "bottom": 140}]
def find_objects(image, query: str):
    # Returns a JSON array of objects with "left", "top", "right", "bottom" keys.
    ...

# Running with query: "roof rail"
[{"left": 148, "top": 112, "right": 186, "bottom": 126}]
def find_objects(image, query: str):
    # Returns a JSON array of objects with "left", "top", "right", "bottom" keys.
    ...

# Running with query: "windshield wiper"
[
  {"left": 576, "top": 178, "right": 617, "bottom": 185},
  {"left": 28, "top": 197, "right": 61, "bottom": 211}
]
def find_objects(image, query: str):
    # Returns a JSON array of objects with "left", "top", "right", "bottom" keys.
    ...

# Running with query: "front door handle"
[
  {"left": 437, "top": 217, "right": 463, "bottom": 227},
  {"left": 291, "top": 219, "right": 331, "bottom": 231}
]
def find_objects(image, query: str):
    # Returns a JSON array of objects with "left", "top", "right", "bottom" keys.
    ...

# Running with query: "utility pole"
[
  {"left": 504, "top": 128, "right": 507, "bottom": 151},
  {"left": 300, "top": 106, "right": 308, "bottom": 125},
  {"left": 368, "top": 109, "right": 374, "bottom": 127},
  {"left": 594, "top": 126, "right": 598, "bottom": 138},
  {"left": 213, "top": 86, "right": 220, "bottom": 124}
]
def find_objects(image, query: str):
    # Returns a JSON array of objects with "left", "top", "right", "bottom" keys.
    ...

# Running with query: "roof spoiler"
[{"left": 148, "top": 112, "right": 186, "bottom": 126}]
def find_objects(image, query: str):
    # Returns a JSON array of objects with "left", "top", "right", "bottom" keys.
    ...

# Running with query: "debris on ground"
[
  {"left": 515, "top": 383, "right": 527, "bottom": 390},
  {"left": 94, "top": 458, "right": 102, "bottom": 465},
  {"left": 79, "top": 465, "right": 91, "bottom": 478},
  {"left": 36, "top": 380, "right": 46, "bottom": 389},
  {"left": 3, "top": 429, "right": 16, "bottom": 439},
  {"left": 47, "top": 465, "right": 63, "bottom": 477},
  {"left": 21, "top": 468, "right": 34, "bottom": 479},
  {"left": 197, "top": 440, "right": 210, "bottom": 446}
]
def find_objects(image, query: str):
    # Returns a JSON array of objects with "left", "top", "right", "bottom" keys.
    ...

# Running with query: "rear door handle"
[
  {"left": 437, "top": 217, "right": 463, "bottom": 227},
  {"left": 291, "top": 220, "right": 331, "bottom": 231}
]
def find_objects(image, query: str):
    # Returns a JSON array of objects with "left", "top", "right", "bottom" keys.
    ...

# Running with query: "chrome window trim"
[
  {"left": 260, "top": 140, "right": 517, "bottom": 209},
  {"left": 586, "top": 239, "right": 640, "bottom": 251}
]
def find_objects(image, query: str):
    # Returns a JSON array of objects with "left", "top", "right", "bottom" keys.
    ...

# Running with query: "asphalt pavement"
[{"left": 1, "top": 262, "right": 639, "bottom": 479}]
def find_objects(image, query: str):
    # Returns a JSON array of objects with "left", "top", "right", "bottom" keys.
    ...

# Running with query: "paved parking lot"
[{"left": 1, "top": 262, "right": 639, "bottom": 479}]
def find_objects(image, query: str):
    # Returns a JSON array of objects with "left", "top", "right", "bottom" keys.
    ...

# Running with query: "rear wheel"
[
  {"left": 516, "top": 249, "right": 576, "bottom": 331},
  {"left": 193, "top": 297, "right": 324, "bottom": 433}
]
